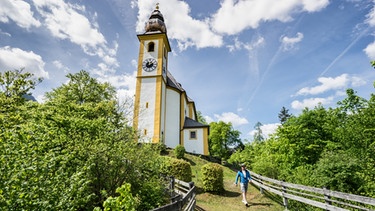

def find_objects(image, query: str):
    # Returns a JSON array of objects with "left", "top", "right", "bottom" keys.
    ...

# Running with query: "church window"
[
  {"left": 148, "top": 42, "right": 155, "bottom": 52},
  {"left": 189, "top": 130, "right": 197, "bottom": 140},
  {"left": 144, "top": 129, "right": 147, "bottom": 135}
]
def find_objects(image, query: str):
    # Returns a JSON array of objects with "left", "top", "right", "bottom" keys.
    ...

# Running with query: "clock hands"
[
  {"left": 146, "top": 61, "right": 153, "bottom": 68},
  {"left": 143, "top": 58, "right": 157, "bottom": 72}
]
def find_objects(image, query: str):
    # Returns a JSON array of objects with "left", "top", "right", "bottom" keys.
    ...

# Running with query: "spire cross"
[{"left": 156, "top": 3, "right": 159, "bottom": 10}]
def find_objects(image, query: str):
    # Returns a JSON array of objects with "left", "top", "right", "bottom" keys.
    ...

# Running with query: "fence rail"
[
  {"left": 250, "top": 171, "right": 375, "bottom": 211},
  {"left": 151, "top": 177, "right": 196, "bottom": 211}
]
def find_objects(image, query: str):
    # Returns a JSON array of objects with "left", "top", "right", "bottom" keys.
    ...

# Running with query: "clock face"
[{"left": 142, "top": 58, "right": 157, "bottom": 72}]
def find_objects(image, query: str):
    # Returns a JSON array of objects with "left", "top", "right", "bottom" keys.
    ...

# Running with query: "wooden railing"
[
  {"left": 151, "top": 177, "right": 196, "bottom": 211},
  {"left": 250, "top": 171, "right": 375, "bottom": 211}
]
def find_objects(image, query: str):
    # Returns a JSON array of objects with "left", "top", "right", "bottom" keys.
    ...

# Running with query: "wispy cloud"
[
  {"left": 364, "top": 3, "right": 375, "bottom": 59},
  {"left": 53, "top": 60, "right": 70, "bottom": 73},
  {"left": 320, "top": 27, "right": 368, "bottom": 76},
  {"left": 281, "top": 32, "right": 304, "bottom": 51},
  {"left": 0, "top": 0, "right": 41, "bottom": 29},
  {"left": 204, "top": 112, "right": 249, "bottom": 127}
]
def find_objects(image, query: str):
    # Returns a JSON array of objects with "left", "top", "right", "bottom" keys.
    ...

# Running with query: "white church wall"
[
  {"left": 138, "top": 77, "right": 156, "bottom": 143},
  {"left": 160, "top": 82, "right": 166, "bottom": 143},
  {"left": 183, "top": 128, "right": 204, "bottom": 154},
  {"left": 165, "top": 89, "right": 180, "bottom": 148},
  {"left": 183, "top": 96, "right": 188, "bottom": 117}
]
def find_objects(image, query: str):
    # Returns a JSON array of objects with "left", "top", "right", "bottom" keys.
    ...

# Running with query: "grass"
[{"left": 167, "top": 150, "right": 284, "bottom": 211}]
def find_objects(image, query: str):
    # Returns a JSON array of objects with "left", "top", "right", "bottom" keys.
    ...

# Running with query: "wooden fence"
[
  {"left": 250, "top": 171, "right": 375, "bottom": 211},
  {"left": 151, "top": 177, "right": 196, "bottom": 211}
]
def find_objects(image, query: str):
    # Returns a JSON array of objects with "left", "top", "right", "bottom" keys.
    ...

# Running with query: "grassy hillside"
[{"left": 167, "top": 150, "right": 284, "bottom": 211}]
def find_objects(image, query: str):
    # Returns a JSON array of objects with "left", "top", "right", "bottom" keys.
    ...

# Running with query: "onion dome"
[{"left": 145, "top": 3, "right": 166, "bottom": 33}]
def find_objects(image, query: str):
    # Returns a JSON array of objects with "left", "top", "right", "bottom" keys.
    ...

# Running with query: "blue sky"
[{"left": 1, "top": 0, "right": 375, "bottom": 140}]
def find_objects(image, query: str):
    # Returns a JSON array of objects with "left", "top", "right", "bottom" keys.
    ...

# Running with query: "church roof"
[
  {"left": 166, "top": 70, "right": 184, "bottom": 92},
  {"left": 144, "top": 3, "right": 167, "bottom": 34},
  {"left": 183, "top": 117, "right": 209, "bottom": 128}
]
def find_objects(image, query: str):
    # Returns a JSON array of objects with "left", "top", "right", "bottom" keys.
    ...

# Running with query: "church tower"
[
  {"left": 133, "top": 4, "right": 171, "bottom": 143},
  {"left": 133, "top": 5, "right": 209, "bottom": 155}
]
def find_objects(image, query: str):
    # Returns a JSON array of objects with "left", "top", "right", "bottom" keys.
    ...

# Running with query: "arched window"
[{"left": 148, "top": 42, "right": 155, "bottom": 52}]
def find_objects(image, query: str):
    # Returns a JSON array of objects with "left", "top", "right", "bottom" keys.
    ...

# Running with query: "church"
[{"left": 133, "top": 5, "right": 209, "bottom": 155}]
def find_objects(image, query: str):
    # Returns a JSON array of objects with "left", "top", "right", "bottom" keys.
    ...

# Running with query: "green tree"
[
  {"left": 278, "top": 106, "right": 292, "bottom": 124},
  {"left": 0, "top": 70, "right": 167, "bottom": 210},
  {"left": 0, "top": 69, "right": 42, "bottom": 109},
  {"left": 253, "top": 122, "right": 264, "bottom": 142},
  {"left": 337, "top": 88, "right": 367, "bottom": 114},
  {"left": 45, "top": 70, "right": 115, "bottom": 104},
  {"left": 196, "top": 111, "right": 207, "bottom": 124},
  {"left": 209, "top": 121, "right": 242, "bottom": 159}
]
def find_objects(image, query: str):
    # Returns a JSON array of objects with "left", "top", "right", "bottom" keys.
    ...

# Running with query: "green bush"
[
  {"left": 201, "top": 163, "right": 224, "bottom": 192},
  {"left": 174, "top": 145, "right": 185, "bottom": 159},
  {"left": 153, "top": 143, "right": 167, "bottom": 155},
  {"left": 160, "top": 156, "right": 192, "bottom": 182},
  {"left": 100, "top": 183, "right": 138, "bottom": 211}
]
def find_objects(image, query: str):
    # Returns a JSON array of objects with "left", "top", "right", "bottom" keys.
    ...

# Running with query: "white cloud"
[
  {"left": 226, "top": 36, "right": 265, "bottom": 52},
  {"left": 213, "top": 112, "right": 249, "bottom": 127},
  {"left": 136, "top": 0, "right": 223, "bottom": 50},
  {"left": 211, "top": 0, "right": 329, "bottom": 35},
  {"left": 364, "top": 41, "right": 375, "bottom": 59},
  {"left": 34, "top": 0, "right": 105, "bottom": 48},
  {"left": 33, "top": 0, "right": 118, "bottom": 72},
  {"left": 295, "top": 74, "right": 363, "bottom": 96},
  {"left": 52, "top": 60, "right": 70, "bottom": 73},
  {"left": 248, "top": 123, "right": 280, "bottom": 139},
  {"left": 365, "top": 3, "right": 375, "bottom": 27},
  {"left": 0, "top": 46, "right": 48, "bottom": 79},
  {"left": 364, "top": 3, "right": 375, "bottom": 59},
  {"left": 131, "top": 59, "right": 138, "bottom": 68},
  {"left": 0, "top": 29, "right": 11, "bottom": 37},
  {"left": 281, "top": 32, "right": 304, "bottom": 51},
  {"left": 291, "top": 96, "right": 334, "bottom": 110},
  {"left": 0, "top": 0, "right": 41, "bottom": 29},
  {"left": 96, "top": 70, "right": 137, "bottom": 103},
  {"left": 204, "top": 115, "right": 214, "bottom": 124}
]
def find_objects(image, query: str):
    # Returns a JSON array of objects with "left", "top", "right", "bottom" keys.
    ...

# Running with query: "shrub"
[
  {"left": 201, "top": 163, "right": 224, "bottom": 192},
  {"left": 174, "top": 145, "right": 185, "bottom": 159},
  {"left": 160, "top": 156, "right": 192, "bottom": 182},
  {"left": 99, "top": 183, "right": 138, "bottom": 211},
  {"left": 153, "top": 143, "right": 167, "bottom": 155}
]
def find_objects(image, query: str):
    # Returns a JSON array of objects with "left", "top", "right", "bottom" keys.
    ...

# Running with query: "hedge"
[
  {"left": 160, "top": 156, "right": 192, "bottom": 182},
  {"left": 201, "top": 163, "right": 224, "bottom": 192}
]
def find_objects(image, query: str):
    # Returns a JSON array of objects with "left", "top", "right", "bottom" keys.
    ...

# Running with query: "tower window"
[
  {"left": 148, "top": 42, "right": 155, "bottom": 52},
  {"left": 146, "top": 102, "right": 149, "bottom": 108},
  {"left": 144, "top": 129, "right": 147, "bottom": 136}
]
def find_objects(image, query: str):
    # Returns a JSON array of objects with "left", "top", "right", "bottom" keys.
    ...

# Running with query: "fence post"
[
  {"left": 189, "top": 181, "right": 194, "bottom": 189},
  {"left": 282, "top": 180, "right": 288, "bottom": 209},
  {"left": 323, "top": 186, "right": 331, "bottom": 211},
  {"left": 259, "top": 174, "right": 264, "bottom": 194},
  {"left": 170, "top": 176, "right": 175, "bottom": 199}
]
